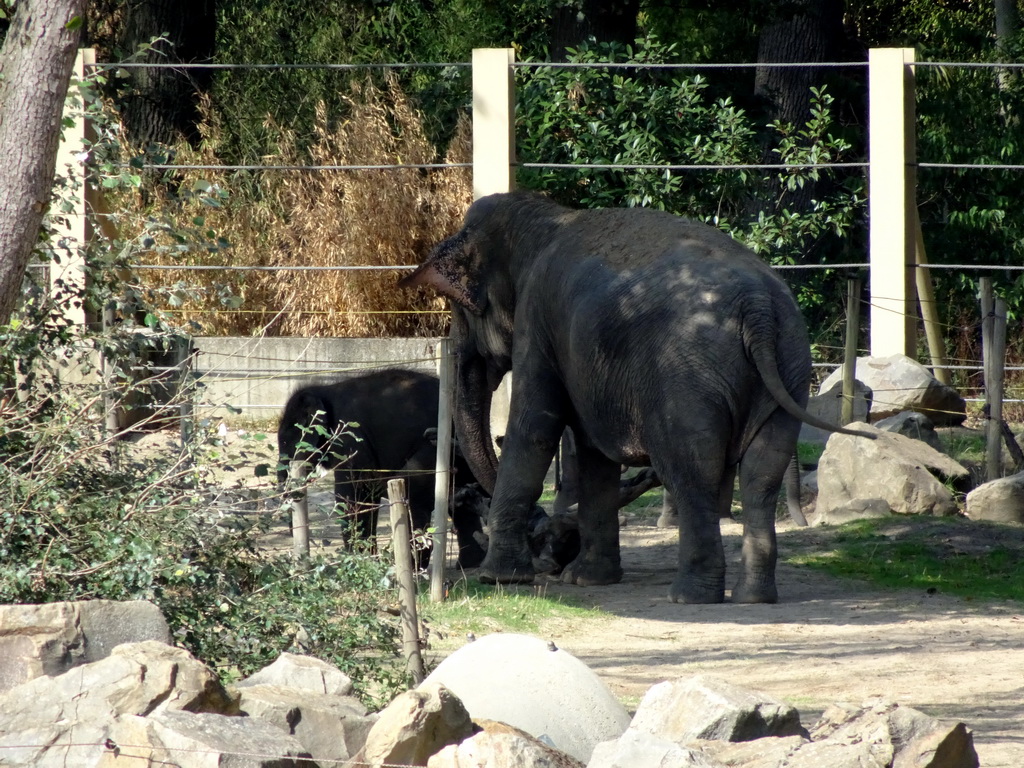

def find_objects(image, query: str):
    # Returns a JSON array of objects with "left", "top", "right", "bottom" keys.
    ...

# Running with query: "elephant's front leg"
[
  {"left": 561, "top": 443, "right": 622, "bottom": 586},
  {"left": 478, "top": 407, "right": 563, "bottom": 585}
]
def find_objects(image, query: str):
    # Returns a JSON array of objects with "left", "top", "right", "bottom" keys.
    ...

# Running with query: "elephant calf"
[{"left": 277, "top": 368, "right": 485, "bottom": 567}]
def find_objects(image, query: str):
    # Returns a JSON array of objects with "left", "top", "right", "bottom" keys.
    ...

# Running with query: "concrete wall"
[{"left": 191, "top": 337, "right": 511, "bottom": 435}]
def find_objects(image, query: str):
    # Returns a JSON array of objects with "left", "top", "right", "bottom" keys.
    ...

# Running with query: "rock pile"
[{"left": 0, "top": 601, "right": 979, "bottom": 767}]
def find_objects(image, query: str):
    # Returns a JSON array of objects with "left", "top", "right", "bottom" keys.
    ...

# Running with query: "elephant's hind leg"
[
  {"left": 662, "top": 453, "right": 730, "bottom": 604},
  {"left": 561, "top": 443, "right": 623, "bottom": 586},
  {"left": 732, "top": 411, "right": 798, "bottom": 604}
]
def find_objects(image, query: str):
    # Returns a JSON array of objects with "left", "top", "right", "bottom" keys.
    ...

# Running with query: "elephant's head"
[{"left": 399, "top": 193, "right": 540, "bottom": 493}]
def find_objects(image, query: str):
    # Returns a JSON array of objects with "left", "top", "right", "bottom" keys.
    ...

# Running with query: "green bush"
[{"left": 0, "top": 380, "right": 405, "bottom": 705}]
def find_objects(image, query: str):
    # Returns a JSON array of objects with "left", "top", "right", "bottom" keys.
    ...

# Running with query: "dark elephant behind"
[
  {"left": 399, "top": 192, "right": 866, "bottom": 604},
  {"left": 277, "top": 368, "right": 485, "bottom": 567}
]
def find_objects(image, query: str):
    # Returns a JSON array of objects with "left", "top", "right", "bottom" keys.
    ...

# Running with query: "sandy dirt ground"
[{"left": 515, "top": 520, "right": 1024, "bottom": 768}]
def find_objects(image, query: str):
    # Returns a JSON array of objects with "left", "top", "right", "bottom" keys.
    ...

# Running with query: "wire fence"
[{"left": 70, "top": 54, "right": 1024, "bottom": 415}]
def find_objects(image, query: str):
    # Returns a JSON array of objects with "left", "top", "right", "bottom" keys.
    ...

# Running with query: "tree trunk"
[
  {"left": 550, "top": 0, "right": 640, "bottom": 62},
  {"left": 117, "top": 0, "right": 216, "bottom": 147},
  {"left": 0, "top": 0, "right": 85, "bottom": 328},
  {"left": 754, "top": 0, "right": 846, "bottom": 214}
]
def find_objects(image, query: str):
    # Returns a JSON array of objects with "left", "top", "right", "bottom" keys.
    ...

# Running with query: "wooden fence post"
[
  {"left": 388, "top": 478, "right": 425, "bottom": 684},
  {"left": 841, "top": 277, "right": 862, "bottom": 425},
  {"left": 430, "top": 339, "right": 455, "bottom": 602},
  {"left": 289, "top": 460, "right": 310, "bottom": 559},
  {"left": 980, "top": 278, "right": 1007, "bottom": 482},
  {"left": 868, "top": 48, "right": 917, "bottom": 358}
]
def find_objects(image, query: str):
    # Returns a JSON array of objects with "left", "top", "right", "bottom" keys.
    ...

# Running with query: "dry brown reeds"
[{"left": 118, "top": 72, "right": 471, "bottom": 338}]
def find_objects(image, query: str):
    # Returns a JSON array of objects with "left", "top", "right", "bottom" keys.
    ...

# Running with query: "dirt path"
[{"left": 510, "top": 521, "right": 1024, "bottom": 768}]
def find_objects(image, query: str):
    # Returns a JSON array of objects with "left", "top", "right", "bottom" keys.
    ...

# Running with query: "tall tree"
[
  {"left": 550, "top": 0, "right": 640, "bottom": 61},
  {"left": 0, "top": 0, "right": 85, "bottom": 327},
  {"left": 752, "top": 0, "right": 852, "bottom": 219},
  {"left": 117, "top": 0, "right": 217, "bottom": 146}
]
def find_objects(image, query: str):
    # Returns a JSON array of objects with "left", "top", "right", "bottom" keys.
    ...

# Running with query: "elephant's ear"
[{"left": 398, "top": 230, "right": 487, "bottom": 315}]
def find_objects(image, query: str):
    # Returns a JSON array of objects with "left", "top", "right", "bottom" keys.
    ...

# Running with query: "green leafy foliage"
[{"left": 516, "top": 36, "right": 865, "bottom": 340}]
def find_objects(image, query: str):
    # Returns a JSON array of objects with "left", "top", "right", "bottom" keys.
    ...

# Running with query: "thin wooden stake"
[
  {"left": 981, "top": 280, "right": 1007, "bottom": 483},
  {"left": 290, "top": 460, "right": 310, "bottom": 559},
  {"left": 389, "top": 478, "right": 425, "bottom": 684}
]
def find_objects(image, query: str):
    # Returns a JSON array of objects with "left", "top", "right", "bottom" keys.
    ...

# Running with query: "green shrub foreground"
[{"left": 0, "top": 379, "right": 405, "bottom": 706}]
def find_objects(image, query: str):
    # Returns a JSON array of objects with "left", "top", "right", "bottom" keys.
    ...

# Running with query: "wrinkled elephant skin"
[{"left": 400, "top": 192, "right": 856, "bottom": 603}]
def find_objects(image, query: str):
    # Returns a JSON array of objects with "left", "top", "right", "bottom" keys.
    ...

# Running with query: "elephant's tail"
[{"left": 747, "top": 314, "right": 875, "bottom": 440}]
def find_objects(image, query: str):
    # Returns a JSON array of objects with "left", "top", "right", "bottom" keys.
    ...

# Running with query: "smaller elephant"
[{"left": 277, "top": 368, "right": 485, "bottom": 567}]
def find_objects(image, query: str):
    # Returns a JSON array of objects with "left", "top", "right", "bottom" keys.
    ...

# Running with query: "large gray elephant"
[{"left": 399, "top": 191, "right": 864, "bottom": 603}]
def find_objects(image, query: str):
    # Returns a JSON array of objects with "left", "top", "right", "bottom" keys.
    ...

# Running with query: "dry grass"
[{"left": 119, "top": 73, "right": 471, "bottom": 337}]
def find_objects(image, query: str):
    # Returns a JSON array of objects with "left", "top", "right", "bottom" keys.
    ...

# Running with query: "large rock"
[
  {"left": 428, "top": 719, "right": 586, "bottom": 768},
  {"left": 626, "top": 675, "right": 806, "bottom": 744},
  {"left": 0, "top": 600, "right": 170, "bottom": 693},
  {"left": 346, "top": 682, "right": 475, "bottom": 768},
  {"left": 588, "top": 729, "right": 719, "bottom": 768},
  {"left": 800, "top": 379, "right": 873, "bottom": 444},
  {"left": 965, "top": 472, "right": 1024, "bottom": 523},
  {"left": 820, "top": 354, "right": 966, "bottom": 425},
  {"left": 101, "top": 710, "right": 313, "bottom": 767},
  {"left": 815, "top": 424, "right": 969, "bottom": 522},
  {"left": 420, "top": 633, "right": 630, "bottom": 763},
  {"left": 805, "top": 699, "right": 978, "bottom": 768},
  {"left": 236, "top": 651, "right": 354, "bottom": 696},
  {"left": 0, "top": 640, "right": 236, "bottom": 733},
  {"left": 237, "top": 683, "right": 375, "bottom": 764},
  {"left": 875, "top": 411, "right": 946, "bottom": 453}
]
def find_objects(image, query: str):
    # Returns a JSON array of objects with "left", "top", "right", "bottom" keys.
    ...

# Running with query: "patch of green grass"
[
  {"left": 796, "top": 441, "right": 824, "bottom": 467},
  {"left": 419, "top": 578, "right": 605, "bottom": 637},
  {"left": 784, "top": 518, "right": 1024, "bottom": 602},
  {"left": 941, "top": 431, "right": 987, "bottom": 465}
]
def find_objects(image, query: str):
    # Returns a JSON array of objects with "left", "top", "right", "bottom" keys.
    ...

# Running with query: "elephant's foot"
[
  {"left": 669, "top": 573, "right": 726, "bottom": 604},
  {"left": 731, "top": 576, "right": 778, "bottom": 604},
  {"left": 561, "top": 554, "right": 623, "bottom": 586},
  {"left": 477, "top": 545, "right": 535, "bottom": 585},
  {"left": 656, "top": 510, "right": 678, "bottom": 529}
]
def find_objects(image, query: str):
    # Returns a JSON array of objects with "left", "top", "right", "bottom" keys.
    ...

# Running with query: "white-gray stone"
[
  {"left": 800, "top": 379, "right": 873, "bottom": 444},
  {"left": 820, "top": 354, "right": 966, "bottom": 425},
  {"left": 104, "top": 710, "right": 313, "bottom": 767},
  {"left": 965, "top": 472, "right": 1024, "bottom": 523},
  {"left": 811, "top": 497, "right": 892, "bottom": 526},
  {"left": 875, "top": 411, "right": 946, "bottom": 453},
  {"left": 588, "top": 729, "right": 719, "bottom": 768},
  {"left": 420, "top": 633, "right": 630, "bottom": 764},
  {"left": 237, "top": 651, "right": 354, "bottom": 696},
  {"left": 816, "top": 424, "right": 969, "bottom": 519},
  {"left": 237, "top": 683, "right": 374, "bottom": 764},
  {"left": 0, "top": 600, "right": 170, "bottom": 693},
  {"left": 428, "top": 720, "right": 586, "bottom": 768},
  {"left": 0, "top": 640, "right": 235, "bottom": 734},
  {"left": 347, "top": 681, "right": 475, "bottom": 768},
  {"left": 626, "top": 675, "right": 806, "bottom": 744}
]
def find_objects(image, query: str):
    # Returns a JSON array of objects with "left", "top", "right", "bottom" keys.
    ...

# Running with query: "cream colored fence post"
[
  {"left": 471, "top": 48, "right": 517, "bottom": 446},
  {"left": 868, "top": 48, "right": 918, "bottom": 357},
  {"left": 52, "top": 48, "right": 95, "bottom": 327},
  {"left": 472, "top": 48, "right": 516, "bottom": 199}
]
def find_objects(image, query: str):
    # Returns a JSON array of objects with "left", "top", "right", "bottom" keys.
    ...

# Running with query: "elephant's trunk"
[{"left": 454, "top": 352, "right": 499, "bottom": 495}]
